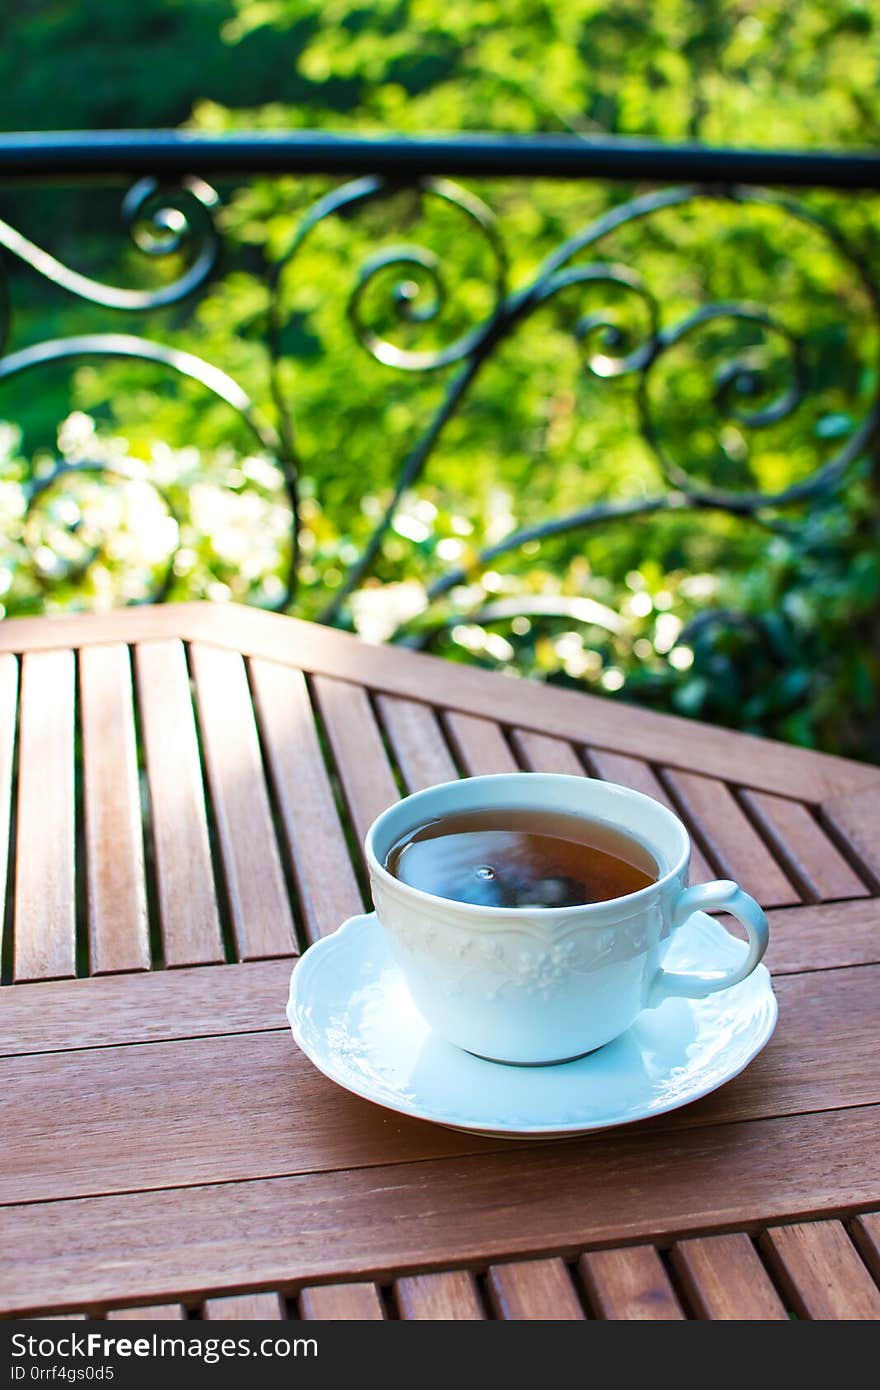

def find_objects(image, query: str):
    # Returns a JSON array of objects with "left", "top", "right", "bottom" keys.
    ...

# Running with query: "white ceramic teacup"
[{"left": 365, "top": 773, "right": 769, "bottom": 1065}]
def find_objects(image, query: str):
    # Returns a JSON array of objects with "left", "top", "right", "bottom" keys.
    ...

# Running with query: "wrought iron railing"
[{"left": 0, "top": 131, "right": 878, "bottom": 658}]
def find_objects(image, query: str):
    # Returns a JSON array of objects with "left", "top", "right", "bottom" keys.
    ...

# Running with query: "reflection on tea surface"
[{"left": 386, "top": 807, "right": 657, "bottom": 908}]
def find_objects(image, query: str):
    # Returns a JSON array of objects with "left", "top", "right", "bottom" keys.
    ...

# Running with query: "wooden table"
[{"left": 0, "top": 602, "right": 878, "bottom": 1321}]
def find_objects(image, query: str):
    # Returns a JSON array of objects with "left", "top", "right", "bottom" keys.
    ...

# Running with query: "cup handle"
[{"left": 646, "top": 879, "right": 769, "bottom": 1007}]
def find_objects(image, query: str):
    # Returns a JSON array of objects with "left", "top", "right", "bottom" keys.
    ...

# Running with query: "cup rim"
[{"left": 364, "top": 772, "right": 690, "bottom": 919}]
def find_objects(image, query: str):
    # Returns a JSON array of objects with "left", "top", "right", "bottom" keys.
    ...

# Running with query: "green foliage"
[{"left": 0, "top": 0, "right": 878, "bottom": 761}]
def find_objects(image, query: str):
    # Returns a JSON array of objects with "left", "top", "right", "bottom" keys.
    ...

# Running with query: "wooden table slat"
[
  {"left": 202, "top": 1292, "right": 286, "bottom": 1320},
  {"left": 249, "top": 660, "right": 363, "bottom": 944},
  {"left": 0, "top": 958, "right": 293, "bottom": 1057},
  {"left": 190, "top": 644, "right": 296, "bottom": 961},
  {"left": 298, "top": 1283, "right": 385, "bottom": 1320},
  {"left": 3, "top": 964, "right": 877, "bottom": 1207},
  {"left": 105, "top": 1304, "right": 186, "bottom": 1320},
  {"left": 820, "top": 788, "right": 880, "bottom": 890},
  {"left": 510, "top": 730, "right": 586, "bottom": 777},
  {"left": 311, "top": 676, "right": 400, "bottom": 847},
  {"left": 80, "top": 645, "right": 150, "bottom": 975},
  {"left": 849, "top": 1213, "right": 880, "bottom": 1284},
  {"left": 443, "top": 712, "right": 518, "bottom": 776},
  {"left": 585, "top": 748, "right": 714, "bottom": 885},
  {"left": 0, "top": 655, "right": 17, "bottom": 966},
  {"left": 487, "top": 1258, "right": 585, "bottom": 1320},
  {"left": 395, "top": 1271, "right": 485, "bottom": 1320},
  {"left": 670, "top": 1233, "right": 788, "bottom": 1320},
  {"left": 134, "top": 641, "right": 224, "bottom": 967},
  {"left": 763, "top": 899, "right": 880, "bottom": 975},
  {"left": 376, "top": 695, "right": 458, "bottom": 791},
  {"left": 662, "top": 769, "right": 800, "bottom": 908},
  {"left": 14, "top": 650, "right": 76, "bottom": 981},
  {"left": 1, "top": 1104, "right": 878, "bottom": 1315},
  {"left": 578, "top": 1245, "right": 684, "bottom": 1320},
  {"left": 740, "top": 790, "right": 869, "bottom": 903},
  {"left": 761, "top": 1220, "right": 880, "bottom": 1320},
  {"left": 1, "top": 602, "right": 874, "bottom": 800}
]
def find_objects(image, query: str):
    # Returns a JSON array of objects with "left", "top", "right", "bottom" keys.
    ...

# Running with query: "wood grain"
[
  {"left": 761, "top": 1220, "right": 880, "bottom": 1320},
  {"left": 80, "top": 645, "right": 150, "bottom": 975},
  {"left": 670, "top": 1233, "right": 788, "bottom": 1320},
  {"left": 849, "top": 1212, "right": 880, "bottom": 1283},
  {"left": 443, "top": 712, "right": 518, "bottom": 775},
  {"left": 376, "top": 695, "right": 458, "bottom": 791},
  {"left": 2, "top": 963, "right": 878, "bottom": 1206},
  {"left": 190, "top": 644, "right": 296, "bottom": 960},
  {"left": 510, "top": 730, "right": 586, "bottom": 776},
  {"left": 203, "top": 1292, "right": 286, "bottom": 1319},
  {"left": 299, "top": 1283, "right": 385, "bottom": 1320},
  {"left": 0, "top": 958, "right": 292, "bottom": 1058},
  {"left": 764, "top": 899, "right": 880, "bottom": 975},
  {"left": 105, "top": 1305, "right": 186, "bottom": 1320},
  {"left": 0, "top": 655, "right": 17, "bottom": 960},
  {"left": 740, "top": 791, "right": 868, "bottom": 904},
  {"left": 249, "top": 659, "right": 363, "bottom": 943},
  {"left": 311, "top": 676, "right": 399, "bottom": 846},
  {"left": 0, "top": 1028, "right": 501, "bottom": 1206},
  {"left": 0, "top": 602, "right": 874, "bottom": 799},
  {"left": 134, "top": 641, "right": 223, "bottom": 967},
  {"left": 820, "top": 787, "right": 880, "bottom": 889},
  {"left": 662, "top": 769, "right": 799, "bottom": 907},
  {"left": 1, "top": 1106, "right": 878, "bottom": 1316},
  {"left": 487, "top": 1258, "right": 585, "bottom": 1320},
  {"left": 0, "top": 605, "right": 199, "bottom": 653},
  {"left": 578, "top": 1245, "right": 683, "bottom": 1320},
  {"left": 585, "top": 748, "right": 714, "bottom": 884},
  {"left": 395, "top": 1271, "right": 485, "bottom": 1320},
  {"left": 14, "top": 650, "right": 76, "bottom": 981}
]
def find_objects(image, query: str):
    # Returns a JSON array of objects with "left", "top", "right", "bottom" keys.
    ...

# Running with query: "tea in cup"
[{"left": 365, "top": 773, "right": 769, "bottom": 1065}]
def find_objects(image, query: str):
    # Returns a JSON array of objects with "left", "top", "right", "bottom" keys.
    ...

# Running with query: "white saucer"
[{"left": 287, "top": 911, "right": 777, "bottom": 1139}]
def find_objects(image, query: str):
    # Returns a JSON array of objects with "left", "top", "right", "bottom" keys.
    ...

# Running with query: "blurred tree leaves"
[{"left": 0, "top": 0, "right": 878, "bottom": 760}]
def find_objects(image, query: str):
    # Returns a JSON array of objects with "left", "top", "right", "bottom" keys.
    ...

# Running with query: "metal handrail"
[{"left": 0, "top": 130, "right": 878, "bottom": 188}]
